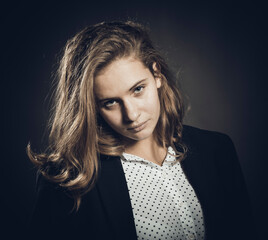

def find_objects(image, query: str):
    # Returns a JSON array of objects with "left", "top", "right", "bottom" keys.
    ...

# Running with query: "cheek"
[
  {"left": 144, "top": 89, "right": 160, "bottom": 113},
  {"left": 100, "top": 110, "right": 121, "bottom": 127}
]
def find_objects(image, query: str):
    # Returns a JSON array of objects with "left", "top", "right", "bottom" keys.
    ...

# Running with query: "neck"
[{"left": 124, "top": 136, "right": 167, "bottom": 166}]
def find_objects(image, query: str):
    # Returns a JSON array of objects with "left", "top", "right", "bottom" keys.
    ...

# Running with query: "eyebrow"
[
  {"left": 97, "top": 78, "right": 148, "bottom": 103},
  {"left": 129, "top": 78, "right": 147, "bottom": 92}
]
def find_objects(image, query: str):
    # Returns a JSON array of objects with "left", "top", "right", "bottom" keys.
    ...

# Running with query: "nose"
[{"left": 122, "top": 100, "right": 140, "bottom": 123}]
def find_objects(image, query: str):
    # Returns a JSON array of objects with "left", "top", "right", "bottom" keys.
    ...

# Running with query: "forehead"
[{"left": 94, "top": 57, "right": 152, "bottom": 99}]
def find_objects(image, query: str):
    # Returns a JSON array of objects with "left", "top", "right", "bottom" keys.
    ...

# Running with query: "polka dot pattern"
[{"left": 121, "top": 146, "right": 205, "bottom": 240}]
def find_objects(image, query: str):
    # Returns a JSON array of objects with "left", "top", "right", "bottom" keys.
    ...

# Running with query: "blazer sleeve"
[
  {"left": 181, "top": 125, "right": 258, "bottom": 240},
  {"left": 215, "top": 134, "right": 258, "bottom": 240},
  {"left": 28, "top": 171, "right": 116, "bottom": 240},
  {"left": 28, "top": 172, "right": 74, "bottom": 240}
]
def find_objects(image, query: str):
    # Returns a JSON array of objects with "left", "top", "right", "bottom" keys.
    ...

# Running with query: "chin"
[{"left": 126, "top": 130, "right": 154, "bottom": 142}]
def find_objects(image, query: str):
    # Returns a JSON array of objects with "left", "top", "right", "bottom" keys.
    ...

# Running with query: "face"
[{"left": 94, "top": 57, "right": 161, "bottom": 144}]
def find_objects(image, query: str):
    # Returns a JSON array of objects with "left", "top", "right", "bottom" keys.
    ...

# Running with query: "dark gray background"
[{"left": 3, "top": 1, "right": 267, "bottom": 239}]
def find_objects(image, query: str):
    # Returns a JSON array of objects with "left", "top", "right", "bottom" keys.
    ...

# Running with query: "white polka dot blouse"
[{"left": 121, "top": 146, "right": 205, "bottom": 240}]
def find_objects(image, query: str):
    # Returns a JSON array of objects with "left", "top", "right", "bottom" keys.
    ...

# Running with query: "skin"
[{"left": 94, "top": 57, "right": 167, "bottom": 165}]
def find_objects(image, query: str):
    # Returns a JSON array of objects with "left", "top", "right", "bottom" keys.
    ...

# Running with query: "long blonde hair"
[{"left": 27, "top": 21, "right": 186, "bottom": 210}]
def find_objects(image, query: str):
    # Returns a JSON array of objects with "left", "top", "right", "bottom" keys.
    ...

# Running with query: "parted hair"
[{"left": 27, "top": 21, "right": 186, "bottom": 210}]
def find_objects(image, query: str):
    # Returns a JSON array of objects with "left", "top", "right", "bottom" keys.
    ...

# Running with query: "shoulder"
[
  {"left": 181, "top": 125, "right": 238, "bottom": 166},
  {"left": 182, "top": 124, "right": 231, "bottom": 142},
  {"left": 181, "top": 125, "right": 240, "bottom": 179},
  {"left": 33, "top": 172, "right": 74, "bottom": 217},
  {"left": 182, "top": 124, "right": 234, "bottom": 150}
]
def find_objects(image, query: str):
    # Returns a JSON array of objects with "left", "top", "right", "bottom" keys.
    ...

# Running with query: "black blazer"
[{"left": 29, "top": 125, "right": 257, "bottom": 240}]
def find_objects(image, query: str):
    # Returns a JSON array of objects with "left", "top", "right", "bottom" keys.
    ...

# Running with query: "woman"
[{"left": 28, "top": 21, "right": 256, "bottom": 240}]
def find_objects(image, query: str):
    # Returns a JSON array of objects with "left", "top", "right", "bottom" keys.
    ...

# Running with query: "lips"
[{"left": 127, "top": 120, "right": 148, "bottom": 132}]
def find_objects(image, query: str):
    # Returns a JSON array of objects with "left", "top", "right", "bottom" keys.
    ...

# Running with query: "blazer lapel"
[
  {"left": 178, "top": 136, "right": 227, "bottom": 239},
  {"left": 96, "top": 155, "right": 137, "bottom": 240}
]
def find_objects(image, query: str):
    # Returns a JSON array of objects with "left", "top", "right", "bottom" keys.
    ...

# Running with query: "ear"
[{"left": 152, "top": 62, "right": 162, "bottom": 88}]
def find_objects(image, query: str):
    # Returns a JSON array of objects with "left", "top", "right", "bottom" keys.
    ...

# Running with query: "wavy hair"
[{"left": 27, "top": 21, "right": 186, "bottom": 210}]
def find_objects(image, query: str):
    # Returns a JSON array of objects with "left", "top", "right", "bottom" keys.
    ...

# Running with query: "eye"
[
  {"left": 134, "top": 85, "right": 145, "bottom": 94},
  {"left": 103, "top": 100, "right": 118, "bottom": 108}
]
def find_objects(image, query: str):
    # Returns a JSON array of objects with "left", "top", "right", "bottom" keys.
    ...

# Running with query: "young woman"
[{"left": 28, "top": 21, "right": 256, "bottom": 240}]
